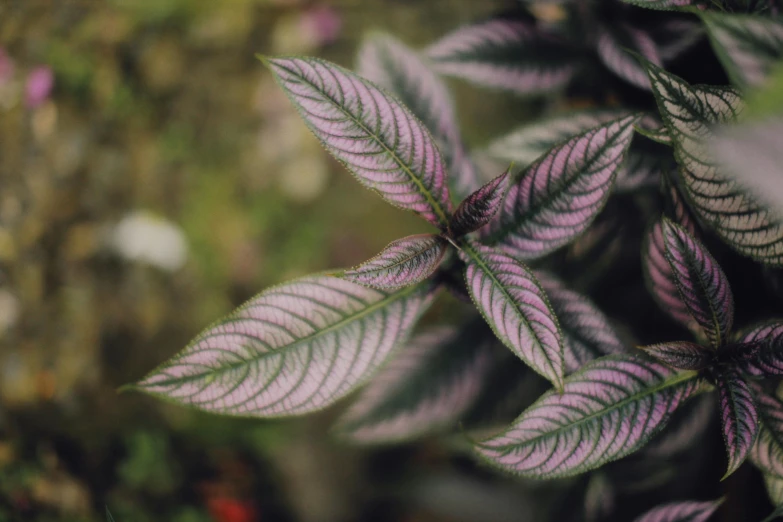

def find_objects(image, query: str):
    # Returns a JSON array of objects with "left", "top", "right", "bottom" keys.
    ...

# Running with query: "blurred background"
[{"left": 0, "top": 1, "right": 553, "bottom": 521}]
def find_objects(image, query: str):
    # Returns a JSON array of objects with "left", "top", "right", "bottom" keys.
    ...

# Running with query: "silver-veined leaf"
[
  {"left": 716, "top": 367, "right": 759, "bottom": 479},
  {"left": 264, "top": 56, "right": 453, "bottom": 228},
  {"left": 335, "top": 321, "right": 494, "bottom": 443},
  {"left": 425, "top": 19, "right": 578, "bottom": 95},
  {"left": 535, "top": 270, "right": 625, "bottom": 374},
  {"left": 460, "top": 241, "right": 565, "bottom": 389},
  {"left": 597, "top": 23, "right": 662, "bottom": 90},
  {"left": 710, "top": 119, "right": 783, "bottom": 216},
  {"left": 486, "top": 114, "right": 638, "bottom": 259},
  {"left": 736, "top": 320, "right": 783, "bottom": 376},
  {"left": 473, "top": 355, "right": 704, "bottom": 478},
  {"left": 132, "top": 276, "right": 434, "bottom": 417},
  {"left": 749, "top": 382, "right": 783, "bottom": 480},
  {"left": 343, "top": 234, "right": 448, "bottom": 290},
  {"left": 661, "top": 219, "right": 734, "bottom": 348},
  {"left": 486, "top": 109, "right": 629, "bottom": 167},
  {"left": 356, "top": 32, "right": 481, "bottom": 200},
  {"left": 632, "top": 499, "right": 722, "bottom": 522},
  {"left": 449, "top": 169, "right": 509, "bottom": 237},
  {"left": 702, "top": 13, "right": 783, "bottom": 89},
  {"left": 643, "top": 59, "right": 783, "bottom": 267},
  {"left": 640, "top": 341, "right": 713, "bottom": 370}
]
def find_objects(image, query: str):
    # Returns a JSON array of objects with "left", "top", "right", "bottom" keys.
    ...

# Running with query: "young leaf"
[
  {"left": 449, "top": 169, "right": 509, "bottom": 237},
  {"left": 534, "top": 270, "right": 625, "bottom": 374},
  {"left": 643, "top": 60, "right": 783, "bottom": 267},
  {"left": 736, "top": 320, "right": 783, "bottom": 376},
  {"left": 486, "top": 109, "right": 629, "bottom": 167},
  {"left": 343, "top": 234, "right": 448, "bottom": 290},
  {"left": 131, "top": 276, "right": 434, "bottom": 417},
  {"left": 702, "top": 13, "right": 783, "bottom": 88},
  {"left": 424, "top": 19, "right": 578, "bottom": 95},
  {"left": 263, "top": 57, "right": 453, "bottom": 228},
  {"left": 632, "top": 499, "right": 722, "bottom": 522},
  {"left": 640, "top": 341, "right": 713, "bottom": 370},
  {"left": 334, "top": 321, "right": 494, "bottom": 443},
  {"left": 356, "top": 32, "right": 481, "bottom": 199},
  {"left": 487, "top": 114, "right": 639, "bottom": 259},
  {"left": 460, "top": 241, "right": 565, "bottom": 389},
  {"left": 597, "top": 23, "right": 662, "bottom": 90},
  {"left": 749, "top": 383, "right": 783, "bottom": 479},
  {"left": 473, "top": 355, "right": 704, "bottom": 479},
  {"left": 661, "top": 219, "right": 734, "bottom": 348},
  {"left": 716, "top": 367, "right": 759, "bottom": 479}
]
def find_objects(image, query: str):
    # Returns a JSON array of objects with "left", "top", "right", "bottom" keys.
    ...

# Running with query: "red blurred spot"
[{"left": 207, "top": 497, "right": 258, "bottom": 522}]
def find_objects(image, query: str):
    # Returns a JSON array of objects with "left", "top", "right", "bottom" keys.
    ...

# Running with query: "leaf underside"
[
  {"left": 134, "top": 276, "right": 434, "bottom": 417},
  {"left": 474, "top": 355, "right": 703, "bottom": 479},
  {"left": 644, "top": 60, "right": 783, "bottom": 267},
  {"left": 356, "top": 32, "right": 481, "bottom": 200},
  {"left": 632, "top": 499, "right": 722, "bottom": 522},
  {"left": 661, "top": 219, "right": 734, "bottom": 348},
  {"left": 461, "top": 242, "right": 565, "bottom": 389},
  {"left": 343, "top": 234, "right": 448, "bottom": 290},
  {"left": 487, "top": 114, "right": 639, "bottom": 259},
  {"left": 425, "top": 18, "right": 578, "bottom": 95},
  {"left": 265, "top": 56, "right": 453, "bottom": 228},
  {"left": 335, "top": 321, "right": 494, "bottom": 443},
  {"left": 716, "top": 366, "right": 759, "bottom": 479}
]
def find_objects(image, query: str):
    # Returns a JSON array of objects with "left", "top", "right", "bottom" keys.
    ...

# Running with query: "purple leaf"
[
  {"left": 25, "top": 66, "right": 54, "bottom": 108},
  {"left": 486, "top": 109, "right": 630, "bottom": 167},
  {"left": 343, "top": 234, "right": 448, "bottom": 290},
  {"left": 645, "top": 394, "right": 715, "bottom": 458},
  {"left": 617, "top": 149, "right": 668, "bottom": 193},
  {"left": 356, "top": 32, "right": 481, "bottom": 200},
  {"left": 473, "top": 354, "right": 704, "bottom": 478},
  {"left": 425, "top": 19, "right": 577, "bottom": 95},
  {"left": 620, "top": 0, "right": 697, "bottom": 10},
  {"left": 535, "top": 270, "right": 625, "bottom": 374},
  {"left": 263, "top": 57, "right": 453, "bottom": 228},
  {"left": 335, "top": 321, "right": 494, "bottom": 443},
  {"left": 640, "top": 341, "right": 713, "bottom": 370},
  {"left": 702, "top": 13, "right": 783, "bottom": 88},
  {"left": 652, "top": 19, "right": 705, "bottom": 62},
  {"left": 661, "top": 219, "right": 734, "bottom": 348},
  {"left": 736, "top": 320, "right": 783, "bottom": 376},
  {"left": 132, "top": 276, "right": 434, "bottom": 417},
  {"left": 643, "top": 60, "right": 783, "bottom": 267},
  {"left": 632, "top": 499, "right": 722, "bottom": 522},
  {"left": 597, "top": 23, "right": 662, "bottom": 90},
  {"left": 460, "top": 241, "right": 565, "bottom": 389},
  {"left": 716, "top": 367, "right": 759, "bottom": 479},
  {"left": 487, "top": 114, "right": 639, "bottom": 259},
  {"left": 749, "top": 382, "right": 783, "bottom": 480},
  {"left": 449, "top": 170, "right": 509, "bottom": 237}
]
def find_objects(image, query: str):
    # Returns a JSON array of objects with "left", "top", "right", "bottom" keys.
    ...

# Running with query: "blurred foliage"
[{"left": 0, "top": 0, "right": 548, "bottom": 521}]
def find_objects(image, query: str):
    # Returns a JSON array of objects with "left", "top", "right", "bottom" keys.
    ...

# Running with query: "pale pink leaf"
[
  {"left": 633, "top": 499, "right": 722, "bottom": 522},
  {"left": 597, "top": 23, "right": 662, "bottom": 90}
]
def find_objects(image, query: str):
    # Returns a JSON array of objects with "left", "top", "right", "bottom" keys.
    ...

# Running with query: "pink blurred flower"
[
  {"left": 298, "top": 5, "right": 341, "bottom": 47},
  {"left": 0, "top": 49, "right": 14, "bottom": 86},
  {"left": 25, "top": 66, "right": 54, "bottom": 108}
]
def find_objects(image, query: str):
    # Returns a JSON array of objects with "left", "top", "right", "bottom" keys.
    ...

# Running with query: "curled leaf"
[
  {"left": 640, "top": 341, "right": 713, "bottom": 370},
  {"left": 460, "top": 241, "right": 565, "bottom": 389},
  {"left": 662, "top": 219, "right": 734, "bottom": 348},
  {"left": 632, "top": 499, "right": 722, "bottom": 522},
  {"left": 132, "top": 276, "right": 434, "bottom": 417},
  {"left": 425, "top": 19, "right": 577, "bottom": 95},
  {"left": 335, "top": 321, "right": 494, "bottom": 443},
  {"left": 264, "top": 56, "right": 453, "bottom": 228},
  {"left": 535, "top": 270, "right": 625, "bottom": 374},
  {"left": 487, "top": 114, "right": 639, "bottom": 259},
  {"left": 473, "top": 355, "right": 704, "bottom": 479},
  {"left": 716, "top": 367, "right": 759, "bottom": 479},
  {"left": 344, "top": 234, "right": 448, "bottom": 290},
  {"left": 356, "top": 32, "right": 481, "bottom": 199},
  {"left": 449, "top": 169, "right": 509, "bottom": 237}
]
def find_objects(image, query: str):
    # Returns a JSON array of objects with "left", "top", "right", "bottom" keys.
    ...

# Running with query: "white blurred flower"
[{"left": 109, "top": 210, "right": 188, "bottom": 271}]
